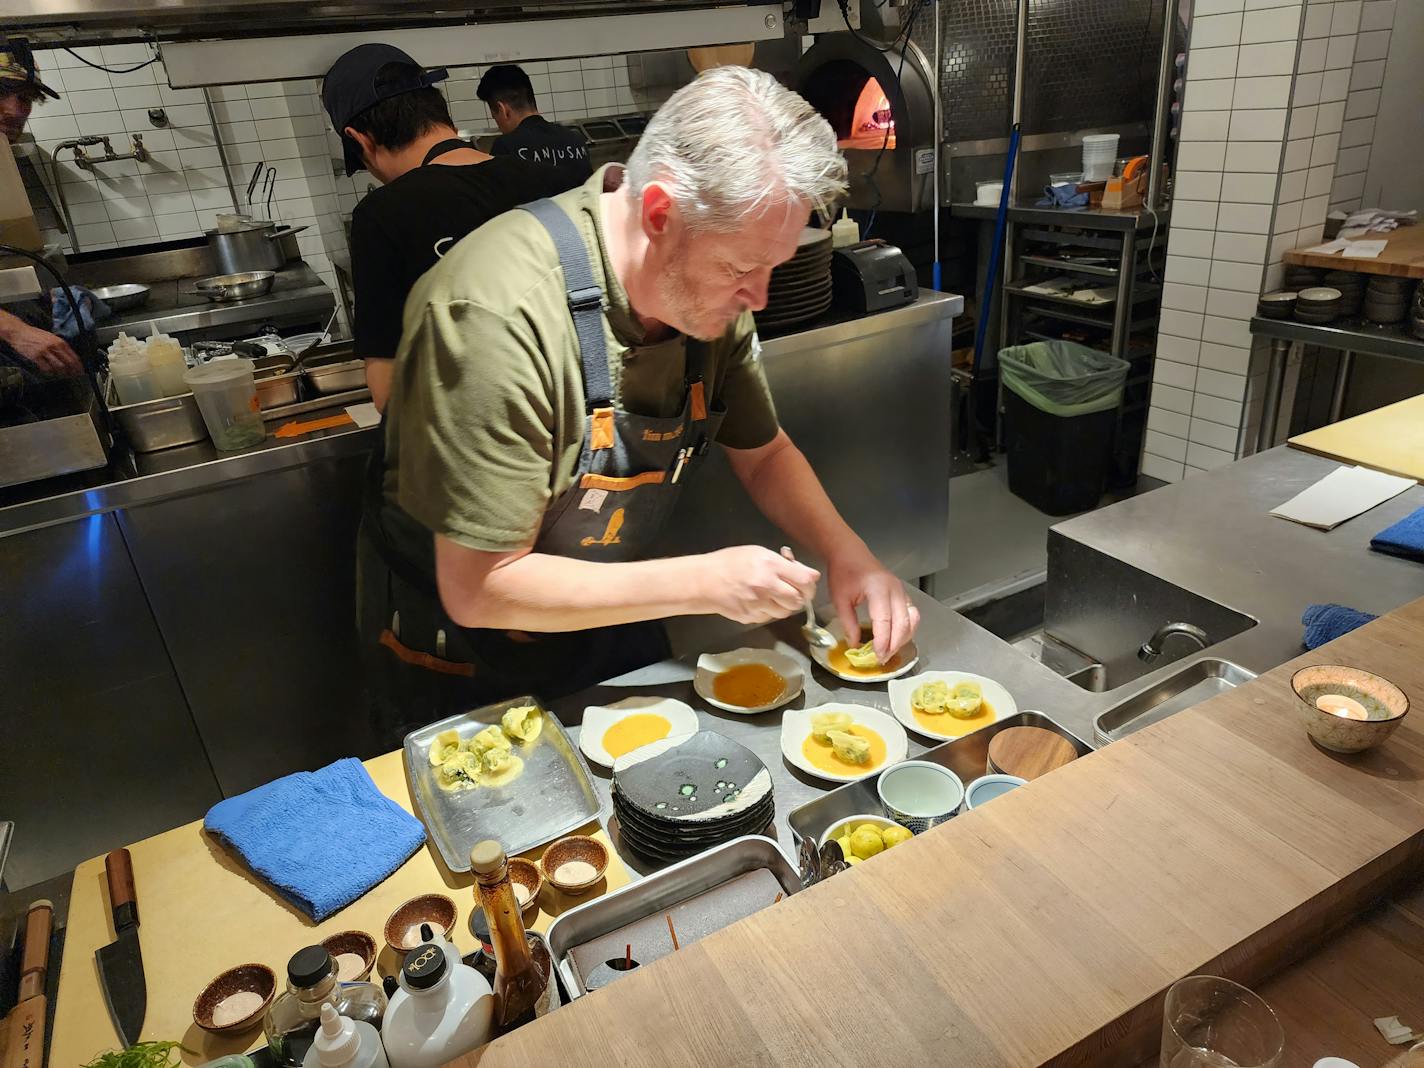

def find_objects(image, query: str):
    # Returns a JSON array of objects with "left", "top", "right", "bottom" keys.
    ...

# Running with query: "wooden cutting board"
[
  {"left": 49, "top": 750, "right": 630, "bottom": 1068},
  {"left": 1289, "top": 394, "right": 1424, "bottom": 482},
  {"left": 1283, "top": 223, "right": 1424, "bottom": 278}
]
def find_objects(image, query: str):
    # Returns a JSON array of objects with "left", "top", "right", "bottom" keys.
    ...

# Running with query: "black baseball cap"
[
  {"left": 321, "top": 43, "right": 448, "bottom": 177},
  {"left": 1, "top": 38, "right": 61, "bottom": 101}
]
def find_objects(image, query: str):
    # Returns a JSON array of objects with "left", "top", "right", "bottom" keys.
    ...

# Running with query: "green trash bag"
[{"left": 998, "top": 340, "right": 1130, "bottom": 417}]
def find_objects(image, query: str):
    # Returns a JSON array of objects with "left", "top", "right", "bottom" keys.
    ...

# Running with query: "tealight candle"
[{"left": 1316, "top": 693, "right": 1369, "bottom": 720}]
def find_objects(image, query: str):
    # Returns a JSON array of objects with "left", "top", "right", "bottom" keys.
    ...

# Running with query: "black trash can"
[{"left": 999, "top": 341, "right": 1129, "bottom": 516}]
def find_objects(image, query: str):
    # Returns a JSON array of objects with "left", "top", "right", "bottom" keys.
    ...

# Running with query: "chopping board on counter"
[
  {"left": 49, "top": 749, "right": 631, "bottom": 1067},
  {"left": 1289, "top": 394, "right": 1424, "bottom": 483},
  {"left": 1283, "top": 223, "right": 1424, "bottom": 278}
]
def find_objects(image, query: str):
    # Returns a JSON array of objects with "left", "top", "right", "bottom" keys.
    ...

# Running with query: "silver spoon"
[{"left": 780, "top": 545, "right": 836, "bottom": 650}]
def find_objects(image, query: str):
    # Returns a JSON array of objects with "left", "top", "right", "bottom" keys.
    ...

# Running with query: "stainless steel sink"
[{"left": 1094, "top": 659, "right": 1257, "bottom": 743}]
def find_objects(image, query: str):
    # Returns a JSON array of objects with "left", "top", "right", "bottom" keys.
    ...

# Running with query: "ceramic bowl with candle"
[{"left": 1292, "top": 664, "right": 1409, "bottom": 753}]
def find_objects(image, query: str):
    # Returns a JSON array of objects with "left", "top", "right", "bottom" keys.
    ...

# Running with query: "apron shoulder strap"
[
  {"left": 421, "top": 137, "right": 477, "bottom": 167},
  {"left": 518, "top": 198, "right": 613, "bottom": 410}
]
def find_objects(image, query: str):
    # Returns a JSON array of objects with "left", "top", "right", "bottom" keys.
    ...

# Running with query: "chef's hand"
[
  {"left": 700, "top": 545, "right": 820, "bottom": 625},
  {"left": 1, "top": 318, "right": 82, "bottom": 377},
  {"left": 828, "top": 546, "right": 919, "bottom": 663}
]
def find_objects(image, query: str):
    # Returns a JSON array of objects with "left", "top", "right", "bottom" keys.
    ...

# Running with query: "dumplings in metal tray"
[
  {"left": 501, "top": 704, "right": 544, "bottom": 745},
  {"left": 810, "top": 710, "right": 854, "bottom": 743},
  {"left": 436, "top": 750, "right": 479, "bottom": 789},
  {"left": 428, "top": 728, "right": 462, "bottom": 767},
  {"left": 469, "top": 725, "right": 512, "bottom": 756}
]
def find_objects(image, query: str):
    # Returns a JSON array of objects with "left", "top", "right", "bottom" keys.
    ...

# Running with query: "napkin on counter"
[
  {"left": 1371, "top": 506, "right": 1424, "bottom": 562},
  {"left": 1302, "top": 603, "right": 1378, "bottom": 650},
  {"left": 204, "top": 757, "right": 425, "bottom": 922},
  {"left": 1270, "top": 465, "right": 1415, "bottom": 530}
]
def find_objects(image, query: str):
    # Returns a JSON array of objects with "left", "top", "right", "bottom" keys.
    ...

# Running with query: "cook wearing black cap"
[
  {"left": 0, "top": 37, "right": 82, "bottom": 382},
  {"left": 320, "top": 43, "right": 577, "bottom": 410}
]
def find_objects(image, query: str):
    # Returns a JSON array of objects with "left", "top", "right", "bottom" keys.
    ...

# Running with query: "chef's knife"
[
  {"left": 2, "top": 899, "right": 53, "bottom": 1068},
  {"left": 94, "top": 849, "right": 145, "bottom": 1047}
]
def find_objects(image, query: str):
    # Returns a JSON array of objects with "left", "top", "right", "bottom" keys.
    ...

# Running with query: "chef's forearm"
[
  {"left": 0, "top": 309, "right": 27, "bottom": 342},
  {"left": 436, "top": 539, "right": 712, "bottom": 631},
  {"left": 727, "top": 430, "right": 874, "bottom": 567}
]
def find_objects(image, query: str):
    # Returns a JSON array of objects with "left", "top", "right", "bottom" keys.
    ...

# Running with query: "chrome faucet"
[
  {"left": 1138, "top": 621, "right": 1209, "bottom": 664},
  {"left": 54, "top": 134, "right": 150, "bottom": 171}
]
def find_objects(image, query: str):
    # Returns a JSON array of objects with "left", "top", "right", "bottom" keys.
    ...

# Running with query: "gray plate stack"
[
  {"left": 1323, "top": 270, "right": 1365, "bottom": 318},
  {"left": 1411, "top": 281, "right": 1424, "bottom": 340},
  {"left": 1363, "top": 275, "right": 1414, "bottom": 325},
  {"left": 1295, "top": 286, "right": 1341, "bottom": 324},
  {"left": 754, "top": 227, "right": 833, "bottom": 331}
]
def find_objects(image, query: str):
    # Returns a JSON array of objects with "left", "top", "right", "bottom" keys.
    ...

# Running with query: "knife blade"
[{"left": 94, "top": 849, "right": 145, "bottom": 1048}]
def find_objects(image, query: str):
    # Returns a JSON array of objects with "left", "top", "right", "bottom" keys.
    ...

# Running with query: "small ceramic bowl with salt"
[
  {"left": 540, "top": 835, "right": 609, "bottom": 895},
  {"left": 193, "top": 962, "right": 276, "bottom": 1034},
  {"left": 321, "top": 930, "right": 377, "bottom": 982}
]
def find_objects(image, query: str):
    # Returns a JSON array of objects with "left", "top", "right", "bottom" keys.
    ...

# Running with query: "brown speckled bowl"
[
  {"left": 384, "top": 893, "right": 458, "bottom": 953},
  {"left": 193, "top": 962, "right": 276, "bottom": 1034},
  {"left": 508, "top": 856, "right": 544, "bottom": 918},
  {"left": 321, "top": 930, "right": 377, "bottom": 982},
  {"left": 1293, "top": 664, "right": 1410, "bottom": 753},
  {"left": 540, "top": 835, "right": 609, "bottom": 894}
]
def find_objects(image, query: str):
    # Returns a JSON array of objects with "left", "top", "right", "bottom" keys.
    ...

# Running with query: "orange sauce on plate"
[
  {"left": 912, "top": 700, "right": 995, "bottom": 737},
  {"left": 827, "top": 641, "right": 905, "bottom": 677},
  {"left": 712, "top": 663, "right": 786, "bottom": 708},
  {"left": 801, "top": 723, "right": 887, "bottom": 775},
  {"left": 601, "top": 713, "right": 672, "bottom": 760}
]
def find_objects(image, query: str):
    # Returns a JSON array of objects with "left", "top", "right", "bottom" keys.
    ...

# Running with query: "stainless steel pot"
[{"left": 205, "top": 222, "right": 308, "bottom": 274}]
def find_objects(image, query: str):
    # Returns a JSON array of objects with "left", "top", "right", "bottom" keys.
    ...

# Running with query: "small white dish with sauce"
[
  {"left": 693, "top": 646, "right": 805, "bottom": 715},
  {"left": 579, "top": 696, "right": 699, "bottom": 770},
  {"left": 780, "top": 703, "right": 908, "bottom": 783},
  {"left": 887, "top": 670, "right": 1016, "bottom": 741}
]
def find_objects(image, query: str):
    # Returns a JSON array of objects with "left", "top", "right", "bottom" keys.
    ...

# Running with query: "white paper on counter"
[
  {"left": 1304, "top": 239, "right": 1349, "bottom": 254},
  {"left": 345, "top": 401, "right": 381, "bottom": 428},
  {"left": 1270, "top": 465, "right": 1415, "bottom": 530},
  {"left": 1342, "top": 239, "right": 1388, "bottom": 259}
]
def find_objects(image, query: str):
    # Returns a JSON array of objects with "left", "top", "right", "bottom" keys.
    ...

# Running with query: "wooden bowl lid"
[{"left": 986, "top": 727, "right": 1078, "bottom": 780}]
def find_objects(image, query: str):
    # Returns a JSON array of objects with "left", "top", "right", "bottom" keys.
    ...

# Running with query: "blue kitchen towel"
[
  {"left": 1301, "top": 602, "right": 1378, "bottom": 650},
  {"left": 1037, "top": 183, "right": 1089, "bottom": 209},
  {"left": 204, "top": 757, "right": 425, "bottom": 922},
  {"left": 1370, "top": 506, "right": 1424, "bottom": 562},
  {"left": 48, "top": 286, "right": 109, "bottom": 342}
]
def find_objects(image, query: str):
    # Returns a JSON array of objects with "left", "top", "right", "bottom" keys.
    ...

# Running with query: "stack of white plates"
[
  {"left": 1081, "top": 134, "right": 1119, "bottom": 182},
  {"left": 754, "top": 227, "right": 833, "bottom": 331}
]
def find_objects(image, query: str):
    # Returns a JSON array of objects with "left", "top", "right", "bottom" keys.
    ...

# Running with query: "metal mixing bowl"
[
  {"left": 91, "top": 283, "right": 151, "bottom": 312},
  {"left": 192, "top": 271, "right": 275, "bottom": 302}
]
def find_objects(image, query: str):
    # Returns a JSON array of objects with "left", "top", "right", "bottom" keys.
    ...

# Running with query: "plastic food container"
[
  {"left": 1081, "top": 133, "right": 1119, "bottom": 182},
  {"left": 975, "top": 180, "right": 1004, "bottom": 206},
  {"left": 182, "top": 358, "right": 265, "bottom": 451}
]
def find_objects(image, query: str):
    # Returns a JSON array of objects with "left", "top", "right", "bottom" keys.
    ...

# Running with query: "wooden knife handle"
[
  {"left": 17, "top": 899, "right": 52, "bottom": 1002},
  {"left": 105, "top": 849, "right": 138, "bottom": 928}
]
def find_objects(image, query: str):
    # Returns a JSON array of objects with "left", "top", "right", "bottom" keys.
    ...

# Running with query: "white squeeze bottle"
[
  {"left": 381, "top": 937, "right": 493, "bottom": 1068},
  {"left": 145, "top": 321, "right": 189, "bottom": 397},
  {"left": 831, "top": 208, "right": 860, "bottom": 248},
  {"left": 107, "top": 335, "right": 162, "bottom": 404},
  {"left": 300, "top": 1003, "right": 388, "bottom": 1068}
]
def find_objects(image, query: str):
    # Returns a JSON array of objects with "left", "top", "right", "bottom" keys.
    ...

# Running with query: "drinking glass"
[{"left": 1160, "top": 975, "right": 1284, "bottom": 1068}]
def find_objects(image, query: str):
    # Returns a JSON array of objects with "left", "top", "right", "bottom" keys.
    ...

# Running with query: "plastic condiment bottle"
[
  {"left": 831, "top": 208, "right": 860, "bottom": 248},
  {"left": 471, "top": 840, "right": 547, "bottom": 1029},
  {"left": 144, "top": 321, "right": 189, "bottom": 397},
  {"left": 107, "top": 343, "right": 162, "bottom": 405},
  {"left": 380, "top": 938, "right": 493, "bottom": 1068},
  {"left": 264, "top": 946, "right": 386, "bottom": 1068},
  {"left": 301, "top": 1004, "right": 388, "bottom": 1068}
]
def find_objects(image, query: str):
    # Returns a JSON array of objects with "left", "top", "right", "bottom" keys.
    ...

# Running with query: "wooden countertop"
[
  {"left": 466, "top": 600, "right": 1424, "bottom": 1067},
  {"left": 49, "top": 751, "right": 631, "bottom": 1067},
  {"left": 1284, "top": 224, "right": 1424, "bottom": 278},
  {"left": 1289, "top": 394, "right": 1424, "bottom": 483}
]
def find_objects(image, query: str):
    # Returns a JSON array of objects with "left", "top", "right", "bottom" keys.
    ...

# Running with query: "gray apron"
[{"left": 358, "top": 196, "right": 722, "bottom": 745}]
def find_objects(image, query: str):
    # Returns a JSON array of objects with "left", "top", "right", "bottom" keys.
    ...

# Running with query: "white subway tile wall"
[
  {"left": 1329, "top": 0, "right": 1394, "bottom": 212},
  {"left": 26, "top": 49, "right": 683, "bottom": 321}
]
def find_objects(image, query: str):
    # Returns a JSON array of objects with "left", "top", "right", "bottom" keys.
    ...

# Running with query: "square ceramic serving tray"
[{"left": 403, "top": 695, "right": 602, "bottom": 873}]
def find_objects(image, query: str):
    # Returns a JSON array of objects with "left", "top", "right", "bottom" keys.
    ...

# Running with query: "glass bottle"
[
  {"left": 264, "top": 945, "right": 387, "bottom": 1068},
  {"left": 470, "top": 840, "right": 547, "bottom": 1029}
]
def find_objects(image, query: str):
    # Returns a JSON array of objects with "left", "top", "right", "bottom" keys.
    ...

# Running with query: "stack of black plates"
[
  {"left": 1363, "top": 275, "right": 1414, "bottom": 325},
  {"left": 754, "top": 227, "right": 833, "bottom": 331},
  {"left": 1295, "top": 286, "right": 1341, "bottom": 324},
  {"left": 1257, "top": 291, "right": 1297, "bottom": 319},
  {"left": 1323, "top": 270, "right": 1365, "bottom": 318},
  {"left": 1284, "top": 265, "right": 1324, "bottom": 291},
  {"left": 610, "top": 730, "right": 774, "bottom": 861},
  {"left": 1410, "top": 282, "right": 1424, "bottom": 340}
]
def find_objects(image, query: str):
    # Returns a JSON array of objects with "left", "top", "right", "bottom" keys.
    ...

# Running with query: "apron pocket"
[{"left": 579, "top": 471, "right": 667, "bottom": 491}]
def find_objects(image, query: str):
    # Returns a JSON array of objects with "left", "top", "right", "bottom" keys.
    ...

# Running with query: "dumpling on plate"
[
  {"left": 843, "top": 640, "right": 880, "bottom": 670},
  {"left": 501, "top": 704, "right": 544, "bottom": 744},
  {"left": 911, "top": 680, "right": 951, "bottom": 715},
  {"left": 811, "top": 710, "right": 854, "bottom": 743},
  {"left": 944, "top": 681, "right": 983, "bottom": 719},
  {"left": 827, "top": 729, "right": 871, "bottom": 765}
]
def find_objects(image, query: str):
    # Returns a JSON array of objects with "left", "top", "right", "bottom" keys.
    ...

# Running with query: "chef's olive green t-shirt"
[{"left": 382, "top": 164, "right": 780, "bottom": 556}]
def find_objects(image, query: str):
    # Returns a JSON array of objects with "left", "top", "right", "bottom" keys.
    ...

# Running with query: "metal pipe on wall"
[
  {"left": 203, "top": 87, "right": 242, "bottom": 214},
  {"left": 1147, "top": 0, "right": 1176, "bottom": 210}
]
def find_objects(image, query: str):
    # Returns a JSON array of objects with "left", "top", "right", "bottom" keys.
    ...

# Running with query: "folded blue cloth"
[
  {"left": 1037, "top": 183, "right": 1090, "bottom": 209},
  {"left": 1371, "top": 506, "right": 1424, "bottom": 562},
  {"left": 1302, "top": 602, "right": 1378, "bottom": 650},
  {"left": 205, "top": 757, "right": 425, "bottom": 922},
  {"left": 48, "top": 286, "right": 109, "bottom": 342}
]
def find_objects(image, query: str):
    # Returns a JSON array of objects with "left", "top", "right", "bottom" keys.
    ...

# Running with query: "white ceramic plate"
[
  {"left": 693, "top": 646, "right": 805, "bottom": 715},
  {"left": 780, "top": 703, "right": 908, "bottom": 783},
  {"left": 808, "top": 618, "right": 920, "bottom": 684},
  {"left": 579, "top": 696, "right": 699, "bottom": 770},
  {"left": 887, "top": 670, "right": 1016, "bottom": 741}
]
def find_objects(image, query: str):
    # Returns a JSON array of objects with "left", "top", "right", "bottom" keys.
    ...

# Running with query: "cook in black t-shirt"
[
  {"left": 322, "top": 44, "right": 580, "bottom": 409},
  {"left": 477, "top": 64, "right": 593, "bottom": 187}
]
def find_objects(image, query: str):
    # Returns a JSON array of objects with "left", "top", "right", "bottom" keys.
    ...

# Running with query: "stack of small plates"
[
  {"left": 754, "top": 227, "right": 833, "bottom": 331},
  {"left": 1294, "top": 287, "right": 1341, "bottom": 325},
  {"left": 610, "top": 730, "right": 774, "bottom": 861},
  {"left": 1323, "top": 270, "right": 1364, "bottom": 318},
  {"left": 1363, "top": 276, "right": 1414, "bottom": 325},
  {"left": 1284, "top": 265, "right": 1324, "bottom": 291},
  {"left": 1256, "top": 291, "right": 1297, "bottom": 320},
  {"left": 1410, "top": 282, "right": 1424, "bottom": 340}
]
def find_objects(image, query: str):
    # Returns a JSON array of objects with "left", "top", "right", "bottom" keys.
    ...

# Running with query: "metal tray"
[
  {"left": 255, "top": 371, "right": 300, "bottom": 410},
  {"left": 786, "top": 711, "right": 1092, "bottom": 882},
  {"left": 302, "top": 354, "right": 366, "bottom": 395},
  {"left": 546, "top": 835, "right": 798, "bottom": 999},
  {"left": 106, "top": 378, "right": 208, "bottom": 452},
  {"left": 403, "top": 695, "right": 601, "bottom": 874}
]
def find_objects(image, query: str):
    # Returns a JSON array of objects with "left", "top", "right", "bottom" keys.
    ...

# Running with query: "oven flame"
[{"left": 839, "top": 77, "right": 896, "bottom": 150}]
